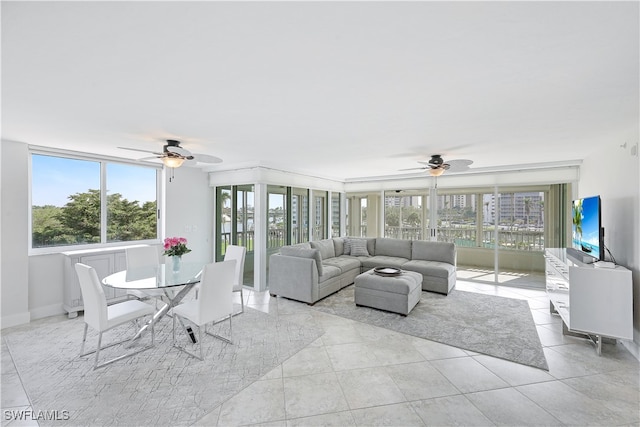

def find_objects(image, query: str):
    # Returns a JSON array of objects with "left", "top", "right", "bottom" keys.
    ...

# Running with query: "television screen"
[{"left": 571, "top": 195, "right": 603, "bottom": 261}]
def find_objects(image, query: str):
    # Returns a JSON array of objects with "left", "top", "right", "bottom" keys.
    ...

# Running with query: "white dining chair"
[
  {"left": 224, "top": 245, "right": 247, "bottom": 314},
  {"left": 75, "top": 263, "right": 155, "bottom": 369},
  {"left": 194, "top": 245, "right": 246, "bottom": 315},
  {"left": 172, "top": 260, "right": 235, "bottom": 360},
  {"left": 125, "top": 246, "right": 165, "bottom": 306}
]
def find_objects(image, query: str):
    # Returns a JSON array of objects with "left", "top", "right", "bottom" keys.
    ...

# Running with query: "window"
[
  {"left": 384, "top": 191, "right": 426, "bottom": 240},
  {"left": 313, "top": 191, "right": 327, "bottom": 240},
  {"left": 31, "top": 152, "right": 159, "bottom": 250},
  {"left": 291, "top": 187, "right": 309, "bottom": 244},
  {"left": 331, "top": 192, "right": 341, "bottom": 237}
]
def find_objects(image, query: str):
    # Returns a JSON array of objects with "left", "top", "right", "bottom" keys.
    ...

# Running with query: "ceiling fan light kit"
[
  {"left": 162, "top": 156, "right": 185, "bottom": 168},
  {"left": 429, "top": 167, "right": 446, "bottom": 177}
]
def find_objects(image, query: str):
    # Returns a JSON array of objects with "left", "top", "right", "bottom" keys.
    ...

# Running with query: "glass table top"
[{"left": 102, "top": 263, "right": 204, "bottom": 290}]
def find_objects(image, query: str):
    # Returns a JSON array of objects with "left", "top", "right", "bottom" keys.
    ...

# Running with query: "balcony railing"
[
  {"left": 223, "top": 225, "right": 544, "bottom": 252},
  {"left": 384, "top": 226, "right": 544, "bottom": 251}
]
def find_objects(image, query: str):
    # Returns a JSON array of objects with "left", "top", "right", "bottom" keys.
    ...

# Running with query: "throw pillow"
[
  {"left": 343, "top": 238, "right": 352, "bottom": 255},
  {"left": 310, "top": 239, "right": 336, "bottom": 260},
  {"left": 349, "top": 239, "right": 370, "bottom": 257},
  {"left": 279, "top": 247, "right": 323, "bottom": 276}
]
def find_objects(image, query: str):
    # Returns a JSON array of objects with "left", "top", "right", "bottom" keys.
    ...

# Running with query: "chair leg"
[
  {"left": 94, "top": 332, "right": 103, "bottom": 370},
  {"left": 80, "top": 323, "right": 88, "bottom": 356},
  {"left": 205, "top": 316, "right": 233, "bottom": 344},
  {"left": 239, "top": 289, "right": 244, "bottom": 313},
  {"left": 172, "top": 321, "right": 204, "bottom": 361},
  {"left": 80, "top": 315, "right": 155, "bottom": 370}
]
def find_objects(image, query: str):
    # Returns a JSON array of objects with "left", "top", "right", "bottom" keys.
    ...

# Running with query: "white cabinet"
[
  {"left": 545, "top": 248, "right": 633, "bottom": 353},
  {"left": 63, "top": 246, "right": 136, "bottom": 318}
]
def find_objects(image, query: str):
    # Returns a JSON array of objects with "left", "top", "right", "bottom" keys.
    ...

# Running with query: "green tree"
[
  {"left": 58, "top": 189, "right": 101, "bottom": 243},
  {"left": 32, "top": 189, "right": 157, "bottom": 247},
  {"left": 406, "top": 211, "right": 421, "bottom": 227},
  {"left": 32, "top": 205, "right": 65, "bottom": 246},
  {"left": 385, "top": 207, "right": 400, "bottom": 227},
  {"left": 107, "top": 193, "right": 157, "bottom": 242}
]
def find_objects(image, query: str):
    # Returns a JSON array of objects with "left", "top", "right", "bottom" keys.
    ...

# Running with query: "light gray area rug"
[
  {"left": 313, "top": 286, "right": 548, "bottom": 370},
  {"left": 4, "top": 308, "right": 323, "bottom": 426}
]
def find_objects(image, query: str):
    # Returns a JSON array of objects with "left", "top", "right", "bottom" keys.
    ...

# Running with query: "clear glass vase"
[{"left": 171, "top": 256, "right": 182, "bottom": 273}]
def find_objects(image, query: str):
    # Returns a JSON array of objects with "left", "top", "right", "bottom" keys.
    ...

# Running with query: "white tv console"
[{"left": 544, "top": 248, "right": 633, "bottom": 355}]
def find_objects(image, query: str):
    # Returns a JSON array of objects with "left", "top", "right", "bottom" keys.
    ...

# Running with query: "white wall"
[
  {"left": 579, "top": 139, "right": 640, "bottom": 356},
  {"left": 164, "top": 166, "right": 214, "bottom": 264},
  {"left": 1, "top": 141, "right": 30, "bottom": 328}
]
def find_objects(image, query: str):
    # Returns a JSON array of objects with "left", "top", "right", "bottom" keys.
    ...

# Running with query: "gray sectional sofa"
[{"left": 268, "top": 237, "right": 456, "bottom": 304}]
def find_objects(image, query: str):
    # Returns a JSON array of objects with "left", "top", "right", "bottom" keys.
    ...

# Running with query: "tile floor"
[{"left": 2, "top": 268, "right": 639, "bottom": 426}]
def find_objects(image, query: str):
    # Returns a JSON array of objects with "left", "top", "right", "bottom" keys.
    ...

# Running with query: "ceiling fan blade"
[
  {"left": 119, "top": 146, "right": 163, "bottom": 156},
  {"left": 166, "top": 145, "right": 192, "bottom": 157},
  {"left": 193, "top": 153, "right": 223, "bottom": 164},
  {"left": 137, "top": 156, "right": 162, "bottom": 161},
  {"left": 446, "top": 159, "right": 473, "bottom": 172},
  {"left": 398, "top": 167, "right": 428, "bottom": 171}
]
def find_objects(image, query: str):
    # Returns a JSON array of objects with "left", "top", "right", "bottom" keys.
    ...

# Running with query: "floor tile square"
[{"left": 336, "top": 367, "right": 406, "bottom": 409}]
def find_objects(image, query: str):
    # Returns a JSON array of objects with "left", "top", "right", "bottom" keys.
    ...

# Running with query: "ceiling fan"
[
  {"left": 400, "top": 154, "right": 473, "bottom": 176},
  {"left": 119, "top": 139, "right": 223, "bottom": 169}
]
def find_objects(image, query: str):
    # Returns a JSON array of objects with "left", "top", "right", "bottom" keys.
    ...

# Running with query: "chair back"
[
  {"left": 126, "top": 245, "right": 159, "bottom": 269},
  {"left": 198, "top": 260, "right": 235, "bottom": 325},
  {"left": 75, "top": 263, "right": 108, "bottom": 331},
  {"left": 224, "top": 245, "right": 246, "bottom": 288}
]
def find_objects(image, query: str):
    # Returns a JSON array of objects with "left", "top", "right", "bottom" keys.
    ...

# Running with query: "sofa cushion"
[
  {"left": 411, "top": 241, "right": 456, "bottom": 264},
  {"left": 402, "top": 260, "right": 455, "bottom": 280},
  {"left": 311, "top": 239, "right": 336, "bottom": 260},
  {"left": 291, "top": 242, "right": 312, "bottom": 250},
  {"left": 375, "top": 238, "right": 412, "bottom": 259},
  {"left": 350, "top": 239, "right": 370, "bottom": 257},
  {"left": 318, "top": 265, "right": 341, "bottom": 283},
  {"left": 322, "top": 256, "right": 361, "bottom": 273},
  {"left": 333, "top": 238, "right": 345, "bottom": 256},
  {"left": 280, "top": 246, "right": 323, "bottom": 276},
  {"left": 361, "top": 255, "right": 410, "bottom": 270}
]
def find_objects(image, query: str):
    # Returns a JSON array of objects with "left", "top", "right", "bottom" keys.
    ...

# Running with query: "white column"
[
  {"left": 340, "top": 192, "right": 347, "bottom": 237},
  {"left": 379, "top": 190, "right": 385, "bottom": 238},
  {"left": 254, "top": 183, "right": 267, "bottom": 291}
]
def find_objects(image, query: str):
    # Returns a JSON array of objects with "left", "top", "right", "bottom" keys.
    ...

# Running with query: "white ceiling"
[{"left": 2, "top": 1, "right": 638, "bottom": 181}]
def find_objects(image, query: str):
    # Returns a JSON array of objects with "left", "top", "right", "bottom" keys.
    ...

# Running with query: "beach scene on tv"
[{"left": 572, "top": 196, "right": 601, "bottom": 260}]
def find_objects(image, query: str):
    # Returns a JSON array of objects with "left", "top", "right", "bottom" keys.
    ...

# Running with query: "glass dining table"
[{"left": 102, "top": 262, "right": 204, "bottom": 342}]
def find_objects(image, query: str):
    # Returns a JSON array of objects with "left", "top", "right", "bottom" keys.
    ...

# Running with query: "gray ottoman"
[{"left": 354, "top": 269, "right": 422, "bottom": 315}]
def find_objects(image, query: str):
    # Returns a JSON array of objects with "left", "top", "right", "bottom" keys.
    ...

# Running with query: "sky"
[{"left": 32, "top": 154, "right": 157, "bottom": 207}]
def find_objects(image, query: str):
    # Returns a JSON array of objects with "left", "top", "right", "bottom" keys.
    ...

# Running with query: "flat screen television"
[{"left": 571, "top": 195, "right": 604, "bottom": 262}]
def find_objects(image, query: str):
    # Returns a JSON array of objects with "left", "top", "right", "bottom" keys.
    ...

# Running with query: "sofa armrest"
[{"left": 268, "top": 254, "right": 319, "bottom": 303}]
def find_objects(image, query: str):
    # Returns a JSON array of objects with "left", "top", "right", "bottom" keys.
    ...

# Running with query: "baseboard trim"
[
  {"left": 1, "top": 311, "right": 31, "bottom": 329},
  {"left": 30, "top": 303, "right": 65, "bottom": 321}
]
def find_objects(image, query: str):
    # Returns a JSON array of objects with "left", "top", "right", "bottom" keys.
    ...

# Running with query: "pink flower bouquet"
[{"left": 163, "top": 237, "right": 192, "bottom": 257}]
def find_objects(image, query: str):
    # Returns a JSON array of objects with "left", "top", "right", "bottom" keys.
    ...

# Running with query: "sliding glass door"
[
  {"left": 215, "top": 185, "right": 255, "bottom": 288},
  {"left": 313, "top": 191, "right": 327, "bottom": 240},
  {"left": 267, "top": 185, "right": 287, "bottom": 252},
  {"left": 291, "top": 187, "right": 309, "bottom": 244}
]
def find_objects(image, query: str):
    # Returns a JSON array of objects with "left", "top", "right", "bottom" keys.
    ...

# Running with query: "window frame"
[{"left": 29, "top": 148, "right": 162, "bottom": 255}]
